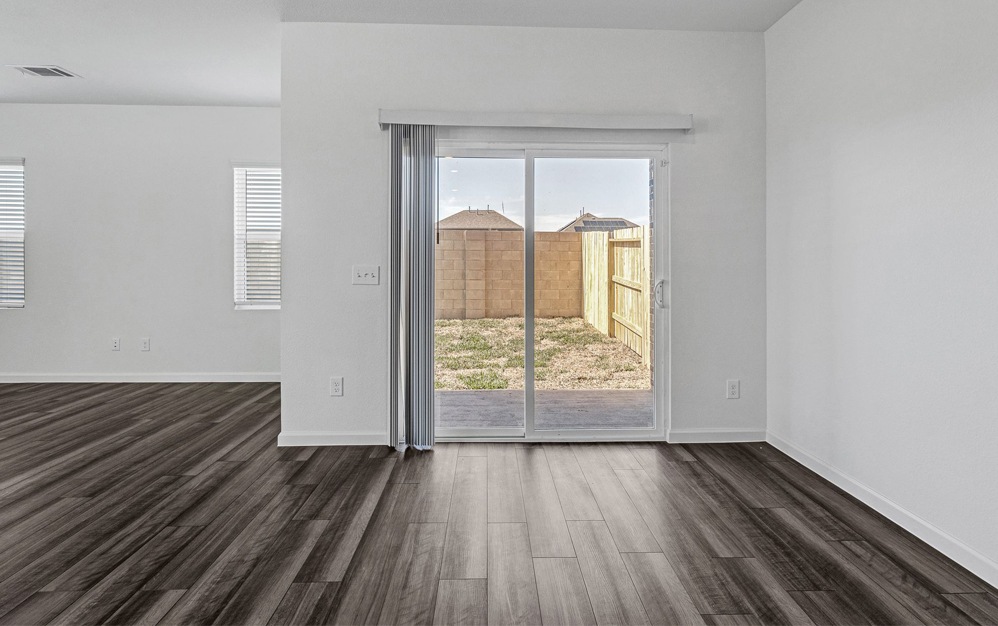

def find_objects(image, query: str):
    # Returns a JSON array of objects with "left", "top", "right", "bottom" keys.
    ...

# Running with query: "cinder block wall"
[
  {"left": 434, "top": 230, "right": 582, "bottom": 319},
  {"left": 435, "top": 230, "right": 468, "bottom": 318},
  {"left": 535, "top": 232, "right": 584, "bottom": 317}
]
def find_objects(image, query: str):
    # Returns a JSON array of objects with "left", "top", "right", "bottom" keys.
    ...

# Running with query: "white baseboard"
[
  {"left": 278, "top": 431, "right": 387, "bottom": 447},
  {"left": 0, "top": 373, "right": 281, "bottom": 383},
  {"left": 767, "top": 431, "right": 998, "bottom": 590},
  {"left": 667, "top": 428, "right": 766, "bottom": 443}
]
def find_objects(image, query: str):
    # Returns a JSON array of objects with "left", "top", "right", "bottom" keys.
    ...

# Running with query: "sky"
[{"left": 437, "top": 157, "right": 652, "bottom": 232}]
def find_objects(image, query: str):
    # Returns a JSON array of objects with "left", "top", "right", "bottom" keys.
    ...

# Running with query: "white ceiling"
[
  {"left": 0, "top": 0, "right": 802, "bottom": 107},
  {"left": 283, "top": 0, "right": 804, "bottom": 32},
  {"left": 0, "top": 0, "right": 283, "bottom": 106}
]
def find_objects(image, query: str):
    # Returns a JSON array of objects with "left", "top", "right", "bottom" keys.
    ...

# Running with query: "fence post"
[{"left": 607, "top": 234, "right": 615, "bottom": 338}]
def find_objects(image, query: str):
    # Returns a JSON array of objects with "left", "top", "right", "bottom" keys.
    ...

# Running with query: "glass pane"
[
  {"left": 434, "top": 157, "right": 526, "bottom": 432},
  {"left": 533, "top": 158, "right": 654, "bottom": 430}
]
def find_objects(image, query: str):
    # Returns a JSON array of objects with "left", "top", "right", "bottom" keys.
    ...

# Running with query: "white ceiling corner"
[{"left": 281, "top": 0, "right": 804, "bottom": 32}]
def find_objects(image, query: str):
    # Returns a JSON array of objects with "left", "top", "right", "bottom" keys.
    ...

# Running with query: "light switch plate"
[{"left": 352, "top": 265, "right": 380, "bottom": 285}]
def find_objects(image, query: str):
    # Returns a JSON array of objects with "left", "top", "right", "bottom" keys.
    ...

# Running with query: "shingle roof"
[
  {"left": 558, "top": 212, "right": 638, "bottom": 232},
  {"left": 438, "top": 209, "right": 523, "bottom": 231}
]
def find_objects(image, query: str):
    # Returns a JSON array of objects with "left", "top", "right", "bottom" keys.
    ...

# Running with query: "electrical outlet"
[
  {"left": 352, "top": 265, "right": 380, "bottom": 285},
  {"left": 726, "top": 379, "right": 740, "bottom": 399},
  {"left": 330, "top": 376, "right": 344, "bottom": 397},
  {"left": 140, "top": 337, "right": 151, "bottom": 352},
  {"left": 111, "top": 337, "right": 120, "bottom": 352}
]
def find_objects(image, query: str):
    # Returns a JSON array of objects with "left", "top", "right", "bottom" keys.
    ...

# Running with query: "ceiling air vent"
[{"left": 7, "top": 65, "right": 80, "bottom": 78}]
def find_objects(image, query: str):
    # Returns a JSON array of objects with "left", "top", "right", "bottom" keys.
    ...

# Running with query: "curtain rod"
[{"left": 379, "top": 110, "right": 693, "bottom": 133}]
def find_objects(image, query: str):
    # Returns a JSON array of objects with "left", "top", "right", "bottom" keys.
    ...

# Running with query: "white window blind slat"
[
  {"left": 234, "top": 167, "right": 281, "bottom": 308},
  {"left": 0, "top": 162, "right": 25, "bottom": 308}
]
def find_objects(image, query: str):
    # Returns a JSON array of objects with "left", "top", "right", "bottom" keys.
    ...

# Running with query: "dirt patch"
[{"left": 434, "top": 317, "right": 650, "bottom": 391}]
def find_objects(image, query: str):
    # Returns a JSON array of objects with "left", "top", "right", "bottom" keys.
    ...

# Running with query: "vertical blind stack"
[
  {"left": 0, "top": 159, "right": 25, "bottom": 308},
  {"left": 234, "top": 167, "right": 282, "bottom": 307},
  {"left": 389, "top": 124, "right": 437, "bottom": 449}
]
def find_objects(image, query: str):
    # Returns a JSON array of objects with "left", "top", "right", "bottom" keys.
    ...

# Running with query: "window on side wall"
[
  {"left": 234, "top": 165, "right": 281, "bottom": 309},
  {"left": 0, "top": 159, "right": 25, "bottom": 309}
]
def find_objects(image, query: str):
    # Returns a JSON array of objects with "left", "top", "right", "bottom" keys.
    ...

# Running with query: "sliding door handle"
[{"left": 654, "top": 279, "right": 668, "bottom": 309}]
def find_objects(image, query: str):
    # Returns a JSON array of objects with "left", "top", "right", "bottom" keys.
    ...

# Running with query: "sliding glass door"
[
  {"left": 434, "top": 146, "right": 668, "bottom": 440},
  {"left": 434, "top": 155, "right": 526, "bottom": 437},
  {"left": 531, "top": 156, "right": 656, "bottom": 432}
]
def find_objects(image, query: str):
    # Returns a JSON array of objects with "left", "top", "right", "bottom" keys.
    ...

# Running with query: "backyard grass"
[{"left": 434, "top": 317, "right": 651, "bottom": 391}]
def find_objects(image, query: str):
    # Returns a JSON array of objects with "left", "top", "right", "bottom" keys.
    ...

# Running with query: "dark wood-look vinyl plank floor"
[{"left": 0, "top": 382, "right": 995, "bottom": 625}]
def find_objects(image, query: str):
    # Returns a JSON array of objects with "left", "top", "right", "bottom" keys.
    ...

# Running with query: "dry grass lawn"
[{"left": 434, "top": 317, "right": 650, "bottom": 391}]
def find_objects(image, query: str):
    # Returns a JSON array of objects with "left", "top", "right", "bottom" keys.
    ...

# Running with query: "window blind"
[
  {"left": 234, "top": 167, "right": 281, "bottom": 308},
  {"left": 389, "top": 125, "right": 437, "bottom": 449},
  {"left": 0, "top": 160, "right": 25, "bottom": 308}
]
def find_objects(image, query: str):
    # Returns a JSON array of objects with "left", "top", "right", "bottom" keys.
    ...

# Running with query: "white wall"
[
  {"left": 281, "top": 23, "right": 767, "bottom": 443},
  {"left": 767, "top": 0, "right": 998, "bottom": 586},
  {"left": 0, "top": 104, "right": 281, "bottom": 380}
]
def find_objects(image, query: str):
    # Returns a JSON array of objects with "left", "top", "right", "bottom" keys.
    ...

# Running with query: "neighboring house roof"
[
  {"left": 558, "top": 212, "right": 639, "bottom": 232},
  {"left": 438, "top": 209, "right": 523, "bottom": 231}
]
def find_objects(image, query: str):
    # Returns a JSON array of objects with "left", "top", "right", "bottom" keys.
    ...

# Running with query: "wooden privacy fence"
[{"left": 583, "top": 226, "right": 652, "bottom": 366}]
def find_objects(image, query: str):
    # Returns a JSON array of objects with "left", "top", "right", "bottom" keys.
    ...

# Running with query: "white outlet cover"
[
  {"left": 726, "top": 379, "right": 740, "bottom": 399},
  {"left": 352, "top": 265, "right": 380, "bottom": 285}
]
